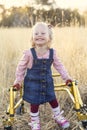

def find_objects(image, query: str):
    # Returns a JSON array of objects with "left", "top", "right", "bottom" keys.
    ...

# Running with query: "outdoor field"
[{"left": 0, "top": 27, "right": 87, "bottom": 130}]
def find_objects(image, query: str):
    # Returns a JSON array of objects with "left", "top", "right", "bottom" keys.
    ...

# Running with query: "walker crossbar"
[{"left": 2, "top": 73, "right": 87, "bottom": 130}]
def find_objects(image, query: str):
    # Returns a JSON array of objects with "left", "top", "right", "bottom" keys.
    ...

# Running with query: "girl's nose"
[{"left": 38, "top": 33, "right": 42, "bottom": 36}]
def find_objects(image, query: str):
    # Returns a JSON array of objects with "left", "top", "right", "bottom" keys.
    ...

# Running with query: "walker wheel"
[
  {"left": 82, "top": 120, "right": 87, "bottom": 129},
  {"left": 16, "top": 104, "right": 24, "bottom": 115},
  {"left": 16, "top": 105, "right": 22, "bottom": 115},
  {"left": 4, "top": 126, "right": 12, "bottom": 130}
]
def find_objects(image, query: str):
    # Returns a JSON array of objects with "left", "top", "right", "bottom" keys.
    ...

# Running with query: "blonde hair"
[{"left": 31, "top": 22, "right": 53, "bottom": 48}]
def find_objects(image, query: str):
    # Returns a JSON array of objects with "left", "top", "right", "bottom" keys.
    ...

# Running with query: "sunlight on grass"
[{"left": 0, "top": 27, "right": 87, "bottom": 129}]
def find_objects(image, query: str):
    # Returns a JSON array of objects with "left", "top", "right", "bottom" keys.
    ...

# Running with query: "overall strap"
[
  {"left": 31, "top": 48, "right": 37, "bottom": 59},
  {"left": 49, "top": 48, "right": 53, "bottom": 59}
]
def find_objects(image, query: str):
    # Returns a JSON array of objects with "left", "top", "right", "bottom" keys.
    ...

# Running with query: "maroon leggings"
[{"left": 30, "top": 99, "right": 58, "bottom": 113}]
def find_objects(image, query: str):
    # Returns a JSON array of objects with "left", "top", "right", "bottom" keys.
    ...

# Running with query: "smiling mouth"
[{"left": 36, "top": 38, "right": 45, "bottom": 40}]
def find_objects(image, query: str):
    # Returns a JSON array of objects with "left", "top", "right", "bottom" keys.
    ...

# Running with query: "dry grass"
[{"left": 0, "top": 27, "right": 87, "bottom": 130}]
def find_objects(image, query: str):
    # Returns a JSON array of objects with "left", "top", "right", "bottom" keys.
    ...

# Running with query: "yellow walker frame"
[{"left": 2, "top": 73, "right": 87, "bottom": 130}]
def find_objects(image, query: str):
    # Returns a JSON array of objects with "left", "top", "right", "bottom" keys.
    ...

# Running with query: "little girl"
[{"left": 13, "top": 22, "right": 72, "bottom": 130}]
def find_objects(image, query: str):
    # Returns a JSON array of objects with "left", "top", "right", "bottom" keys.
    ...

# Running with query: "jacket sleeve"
[
  {"left": 14, "top": 50, "right": 30, "bottom": 85},
  {"left": 53, "top": 49, "right": 72, "bottom": 81}
]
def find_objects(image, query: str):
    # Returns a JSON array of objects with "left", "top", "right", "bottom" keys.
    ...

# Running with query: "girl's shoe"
[
  {"left": 53, "top": 111, "right": 70, "bottom": 129},
  {"left": 28, "top": 120, "right": 40, "bottom": 130}
]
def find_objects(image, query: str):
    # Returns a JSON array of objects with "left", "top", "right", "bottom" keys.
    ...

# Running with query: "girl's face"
[{"left": 32, "top": 24, "right": 50, "bottom": 46}]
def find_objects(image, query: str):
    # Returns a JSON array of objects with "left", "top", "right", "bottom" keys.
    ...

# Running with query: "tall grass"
[
  {"left": 0, "top": 27, "right": 87, "bottom": 87},
  {"left": 0, "top": 27, "right": 87, "bottom": 103},
  {"left": 0, "top": 27, "right": 87, "bottom": 129},
  {"left": 53, "top": 27, "right": 87, "bottom": 88}
]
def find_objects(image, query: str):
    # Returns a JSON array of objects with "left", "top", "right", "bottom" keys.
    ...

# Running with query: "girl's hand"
[
  {"left": 13, "top": 83, "right": 21, "bottom": 91},
  {"left": 66, "top": 79, "right": 72, "bottom": 87}
]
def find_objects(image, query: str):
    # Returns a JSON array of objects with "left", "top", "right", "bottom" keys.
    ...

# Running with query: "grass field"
[{"left": 0, "top": 27, "right": 87, "bottom": 129}]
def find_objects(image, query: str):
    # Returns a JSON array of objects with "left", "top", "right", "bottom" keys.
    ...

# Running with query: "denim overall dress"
[{"left": 23, "top": 48, "right": 56, "bottom": 104}]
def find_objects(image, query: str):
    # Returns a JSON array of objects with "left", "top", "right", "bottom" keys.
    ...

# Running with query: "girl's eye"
[
  {"left": 41, "top": 32, "right": 45, "bottom": 35},
  {"left": 35, "top": 33, "right": 38, "bottom": 35}
]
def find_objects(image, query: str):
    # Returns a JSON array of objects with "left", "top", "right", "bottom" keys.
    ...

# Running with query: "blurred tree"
[
  {"left": 35, "top": 0, "right": 55, "bottom": 5},
  {"left": 63, "top": 9, "right": 72, "bottom": 26},
  {"left": 0, "top": 4, "right": 6, "bottom": 21},
  {"left": 0, "top": 3, "right": 85, "bottom": 27},
  {"left": 71, "top": 9, "right": 82, "bottom": 27},
  {"left": 1, "top": 14, "right": 13, "bottom": 27}
]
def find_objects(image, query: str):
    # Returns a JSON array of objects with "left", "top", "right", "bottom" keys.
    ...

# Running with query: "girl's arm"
[
  {"left": 53, "top": 49, "right": 72, "bottom": 81},
  {"left": 14, "top": 50, "right": 30, "bottom": 85}
]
